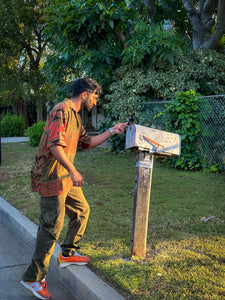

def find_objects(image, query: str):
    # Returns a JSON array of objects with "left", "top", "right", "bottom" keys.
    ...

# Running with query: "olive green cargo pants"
[{"left": 22, "top": 186, "right": 90, "bottom": 282}]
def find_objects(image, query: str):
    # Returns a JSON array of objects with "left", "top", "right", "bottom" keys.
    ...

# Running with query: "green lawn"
[{"left": 0, "top": 142, "right": 224, "bottom": 299}]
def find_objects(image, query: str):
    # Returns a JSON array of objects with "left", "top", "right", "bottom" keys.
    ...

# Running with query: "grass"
[{"left": 0, "top": 142, "right": 225, "bottom": 299}]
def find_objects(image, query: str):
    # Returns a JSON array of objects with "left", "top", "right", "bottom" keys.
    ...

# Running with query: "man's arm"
[
  {"left": 87, "top": 122, "right": 127, "bottom": 149},
  {"left": 49, "top": 122, "right": 127, "bottom": 185},
  {"left": 49, "top": 145, "right": 84, "bottom": 186}
]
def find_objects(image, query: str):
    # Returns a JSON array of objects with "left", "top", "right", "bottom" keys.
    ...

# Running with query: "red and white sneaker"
[
  {"left": 57, "top": 251, "right": 90, "bottom": 267},
  {"left": 20, "top": 278, "right": 52, "bottom": 299}
]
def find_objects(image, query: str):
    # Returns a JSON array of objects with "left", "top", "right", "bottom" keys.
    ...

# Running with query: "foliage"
[
  {"left": 1, "top": 0, "right": 225, "bottom": 131},
  {"left": 42, "top": 1, "right": 192, "bottom": 99},
  {"left": 131, "top": 0, "right": 192, "bottom": 33},
  {"left": 189, "top": 49, "right": 225, "bottom": 95},
  {"left": 0, "top": 0, "right": 27, "bottom": 109},
  {"left": 41, "top": 0, "right": 225, "bottom": 104},
  {"left": 0, "top": 114, "right": 25, "bottom": 137},
  {"left": 101, "top": 67, "right": 144, "bottom": 151},
  {"left": 0, "top": 0, "right": 50, "bottom": 123},
  {"left": 107, "top": 49, "right": 225, "bottom": 100},
  {"left": 43, "top": 0, "right": 135, "bottom": 98},
  {"left": 122, "top": 21, "right": 188, "bottom": 68},
  {"left": 153, "top": 0, "right": 193, "bottom": 35},
  {"left": 156, "top": 90, "right": 204, "bottom": 170},
  {"left": 28, "top": 121, "right": 46, "bottom": 146},
  {"left": 144, "top": 0, "right": 225, "bottom": 50},
  {"left": 101, "top": 49, "right": 225, "bottom": 152}
]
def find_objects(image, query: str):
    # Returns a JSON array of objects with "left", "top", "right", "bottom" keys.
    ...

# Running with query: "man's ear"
[{"left": 81, "top": 91, "right": 88, "bottom": 100}]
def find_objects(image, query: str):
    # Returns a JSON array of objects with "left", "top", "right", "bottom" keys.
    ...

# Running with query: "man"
[{"left": 20, "top": 78, "right": 127, "bottom": 299}]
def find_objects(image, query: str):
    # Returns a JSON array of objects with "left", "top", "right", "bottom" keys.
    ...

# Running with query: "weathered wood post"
[
  {"left": 126, "top": 124, "right": 181, "bottom": 259},
  {"left": 131, "top": 151, "right": 154, "bottom": 258}
]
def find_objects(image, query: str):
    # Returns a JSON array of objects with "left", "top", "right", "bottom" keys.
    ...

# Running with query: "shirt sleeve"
[
  {"left": 47, "top": 108, "right": 67, "bottom": 148},
  {"left": 78, "top": 126, "right": 91, "bottom": 149}
]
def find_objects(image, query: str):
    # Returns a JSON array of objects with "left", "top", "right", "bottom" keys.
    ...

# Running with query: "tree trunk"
[
  {"left": 143, "top": 0, "right": 157, "bottom": 20},
  {"left": 30, "top": 62, "right": 43, "bottom": 123},
  {"left": 24, "top": 29, "right": 45, "bottom": 123},
  {"left": 182, "top": 0, "right": 225, "bottom": 49},
  {"left": 202, "top": 0, "right": 225, "bottom": 49},
  {"left": 36, "top": 99, "right": 43, "bottom": 123},
  {"left": 12, "top": 98, "right": 29, "bottom": 127}
]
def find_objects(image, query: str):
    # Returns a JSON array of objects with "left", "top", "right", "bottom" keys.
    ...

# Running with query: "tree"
[
  {"left": 143, "top": 0, "right": 157, "bottom": 20},
  {"left": 0, "top": 0, "right": 49, "bottom": 123},
  {"left": 0, "top": 51, "right": 29, "bottom": 125},
  {"left": 141, "top": 0, "right": 225, "bottom": 50},
  {"left": 43, "top": 0, "right": 136, "bottom": 97},
  {"left": 182, "top": 0, "right": 225, "bottom": 49}
]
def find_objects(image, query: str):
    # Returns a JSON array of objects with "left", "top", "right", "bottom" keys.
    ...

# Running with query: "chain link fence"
[
  {"left": 139, "top": 101, "right": 168, "bottom": 130},
  {"left": 198, "top": 95, "right": 225, "bottom": 169},
  {"left": 140, "top": 95, "right": 225, "bottom": 170}
]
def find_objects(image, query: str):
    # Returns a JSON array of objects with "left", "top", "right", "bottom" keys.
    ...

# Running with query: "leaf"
[{"left": 109, "top": 20, "right": 114, "bottom": 29}]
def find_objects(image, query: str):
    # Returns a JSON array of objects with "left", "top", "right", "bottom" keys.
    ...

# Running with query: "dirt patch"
[
  {"left": 96, "top": 202, "right": 104, "bottom": 206},
  {"left": 83, "top": 172, "right": 102, "bottom": 185},
  {"left": 0, "top": 169, "right": 11, "bottom": 183}
]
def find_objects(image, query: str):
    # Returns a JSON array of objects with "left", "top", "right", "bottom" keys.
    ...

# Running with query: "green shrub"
[
  {"left": 101, "top": 71, "right": 144, "bottom": 151},
  {"left": 0, "top": 114, "right": 25, "bottom": 137},
  {"left": 155, "top": 90, "right": 204, "bottom": 170},
  {"left": 28, "top": 121, "right": 46, "bottom": 146},
  {"left": 122, "top": 21, "right": 188, "bottom": 68},
  {"left": 101, "top": 49, "right": 225, "bottom": 152}
]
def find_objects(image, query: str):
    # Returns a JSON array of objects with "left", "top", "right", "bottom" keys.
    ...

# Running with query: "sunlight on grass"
[{"left": 0, "top": 143, "right": 225, "bottom": 299}]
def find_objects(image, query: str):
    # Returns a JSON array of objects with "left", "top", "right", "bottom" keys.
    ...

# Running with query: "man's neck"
[{"left": 70, "top": 97, "right": 81, "bottom": 112}]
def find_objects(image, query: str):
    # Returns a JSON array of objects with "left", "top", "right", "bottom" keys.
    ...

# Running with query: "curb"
[{"left": 0, "top": 196, "right": 124, "bottom": 300}]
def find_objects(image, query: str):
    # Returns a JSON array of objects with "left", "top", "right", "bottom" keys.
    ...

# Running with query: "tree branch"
[
  {"left": 20, "top": 41, "right": 37, "bottom": 66},
  {"left": 115, "top": 31, "right": 128, "bottom": 48},
  {"left": 182, "top": 0, "right": 199, "bottom": 30},
  {"left": 143, "top": 0, "right": 156, "bottom": 20},
  {"left": 201, "top": 0, "right": 216, "bottom": 32},
  {"left": 202, "top": 0, "right": 216, "bottom": 12},
  {"left": 203, "top": 0, "right": 225, "bottom": 48},
  {"left": 182, "top": 0, "right": 197, "bottom": 15},
  {"left": 198, "top": 0, "right": 205, "bottom": 11}
]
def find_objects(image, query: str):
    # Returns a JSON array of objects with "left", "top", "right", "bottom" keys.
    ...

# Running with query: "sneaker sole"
[
  {"left": 57, "top": 261, "right": 89, "bottom": 267},
  {"left": 20, "top": 280, "right": 51, "bottom": 300}
]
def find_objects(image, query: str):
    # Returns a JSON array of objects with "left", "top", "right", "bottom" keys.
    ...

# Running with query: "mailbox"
[
  {"left": 127, "top": 124, "right": 181, "bottom": 258},
  {"left": 125, "top": 124, "right": 181, "bottom": 157}
]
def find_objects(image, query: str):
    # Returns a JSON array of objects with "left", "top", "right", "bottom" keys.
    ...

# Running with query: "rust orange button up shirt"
[{"left": 31, "top": 99, "right": 91, "bottom": 197}]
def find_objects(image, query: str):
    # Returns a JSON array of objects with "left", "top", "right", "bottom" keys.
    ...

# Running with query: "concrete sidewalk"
[
  {"left": 1, "top": 137, "right": 29, "bottom": 143},
  {"left": 0, "top": 196, "right": 124, "bottom": 300},
  {"left": 1, "top": 136, "right": 109, "bottom": 148},
  {"left": 0, "top": 219, "right": 76, "bottom": 300}
]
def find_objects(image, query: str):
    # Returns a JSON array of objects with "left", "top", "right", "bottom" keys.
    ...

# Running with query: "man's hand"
[
  {"left": 87, "top": 122, "right": 127, "bottom": 149},
  {"left": 69, "top": 169, "right": 84, "bottom": 187},
  {"left": 49, "top": 145, "right": 83, "bottom": 186},
  {"left": 111, "top": 122, "right": 127, "bottom": 135}
]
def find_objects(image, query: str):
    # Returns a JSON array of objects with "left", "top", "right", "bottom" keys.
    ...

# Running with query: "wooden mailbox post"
[{"left": 126, "top": 124, "right": 181, "bottom": 258}]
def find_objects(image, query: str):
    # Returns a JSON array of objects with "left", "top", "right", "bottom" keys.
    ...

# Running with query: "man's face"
[{"left": 82, "top": 92, "right": 99, "bottom": 111}]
